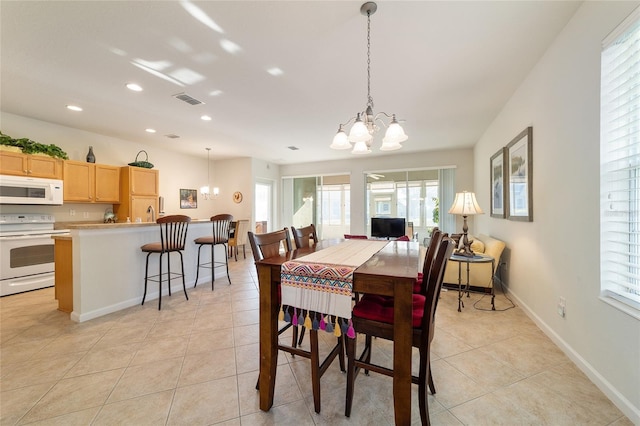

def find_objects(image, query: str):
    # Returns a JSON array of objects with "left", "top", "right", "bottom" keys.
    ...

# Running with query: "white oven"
[{"left": 0, "top": 214, "right": 68, "bottom": 296}]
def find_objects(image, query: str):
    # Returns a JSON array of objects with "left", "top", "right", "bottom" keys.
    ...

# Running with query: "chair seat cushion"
[
  {"left": 141, "top": 242, "right": 163, "bottom": 252},
  {"left": 352, "top": 293, "right": 426, "bottom": 327},
  {"left": 194, "top": 236, "right": 228, "bottom": 245},
  {"left": 414, "top": 272, "right": 424, "bottom": 293}
]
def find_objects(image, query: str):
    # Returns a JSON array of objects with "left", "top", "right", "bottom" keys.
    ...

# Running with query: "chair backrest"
[
  {"left": 420, "top": 236, "right": 454, "bottom": 338},
  {"left": 211, "top": 214, "right": 233, "bottom": 243},
  {"left": 157, "top": 214, "right": 191, "bottom": 252},
  {"left": 248, "top": 228, "right": 291, "bottom": 263},
  {"left": 233, "top": 220, "right": 250, "bottom": 245},
  {"left": 291, "top": 224, "right": 318, "bottom": 249},
  {"left": 418, "top": 229, "right": 444, "bottom": 295}
]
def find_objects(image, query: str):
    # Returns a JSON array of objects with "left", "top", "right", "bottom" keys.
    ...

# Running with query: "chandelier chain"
[{"left": 366, "top": 10, "right": 374, "bottom": 110}]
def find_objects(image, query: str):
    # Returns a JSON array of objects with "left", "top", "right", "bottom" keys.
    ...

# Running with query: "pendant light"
[
  {"left": 200, "top": 148, "right": 212, "bottom": 200},
  {"left": 330, "top": 2, "right": 408, "bottom": 154}
]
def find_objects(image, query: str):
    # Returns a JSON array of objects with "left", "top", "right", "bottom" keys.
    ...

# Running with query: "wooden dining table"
[{"left": 256, "top": 238, "right": 420, "bottom": 425}]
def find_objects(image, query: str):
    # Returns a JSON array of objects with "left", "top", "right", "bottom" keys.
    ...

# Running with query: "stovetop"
[{"left": 0, "top": 213, "right": 61, "bottom": 236}]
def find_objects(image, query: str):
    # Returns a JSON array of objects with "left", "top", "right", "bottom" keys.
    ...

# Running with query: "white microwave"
[{"left": 0, "top": 175, "right": 64, "bottom": 205}]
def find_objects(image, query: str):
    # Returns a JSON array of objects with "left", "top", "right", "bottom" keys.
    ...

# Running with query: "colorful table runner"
[{"left": 281, "top": 239, "right": 388, "bottom": 337}]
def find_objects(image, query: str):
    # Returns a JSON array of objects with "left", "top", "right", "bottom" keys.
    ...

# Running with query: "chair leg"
[
  {"left": 224, "top": 243, "right": 231, "bottom": 283},
  {"left": 142, "top": 252, "right": 151, "bottom": 305},
  {"left": 158, "top": 253, "right": 164, "bottom": 310},
  {"left": 428, "top": 365, "right": 436, "bottom": 395},
  {"left": 345, "top": 332, "right": 356, "bottom": 417},
  {"left": 194, "top": 244, "right": 202, "bottom": 287},
  {"left": 310, "top": 330, "right": 321, "bottom": 414},
  {"left": 242, "top": 245, "right": 246, "bottom": 259},
  {"left": 418, "top": 347, "right": 431, "bottom": 426},
  {"left": 166, "top": 252, "right": 172, "bottom": 296},
  {"left": 178, "top": 251, "right": 188, "bottom": 301},
  {"left": 211, "top": 244, "right": 219, "bottom": 291},
  {"left": 297, "top": 325, "right": 306, "bottom": 346},
  {"left": 234, "top": 245, "right": 238, "bottom": 261},
  {"left": 364, "top": 334, "right": 372, "bottom": 375},
  {"left": 337, "top": 335, "right": 346, "bottom": 372}
]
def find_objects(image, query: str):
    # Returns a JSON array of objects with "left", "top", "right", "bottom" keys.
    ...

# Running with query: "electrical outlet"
[
  {"left": 69, "top": 209, "right": 75, "bottom": 216},
  {"left": 83, "top": 212, "right": 89, "bottom": 218},
  {"left": 557, "top": 297, "right": 566, "bottom": 318}
]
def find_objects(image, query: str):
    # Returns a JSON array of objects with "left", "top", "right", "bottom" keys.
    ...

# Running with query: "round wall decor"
[{"left": 233, "top": 191, "right": 243, "bottom": 203}]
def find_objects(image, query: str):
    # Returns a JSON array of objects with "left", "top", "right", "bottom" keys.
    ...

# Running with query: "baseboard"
[{"left": 507, "top": 289, "right": 640, "bottom": 424}]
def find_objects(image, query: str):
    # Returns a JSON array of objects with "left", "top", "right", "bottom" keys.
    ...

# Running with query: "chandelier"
[{"left": 330, "top": 2, "right": 407, "bottom": 155}]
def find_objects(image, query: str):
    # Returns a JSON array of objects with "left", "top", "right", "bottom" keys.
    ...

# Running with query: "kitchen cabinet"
[
  {"left": 63, "top": 160, "right": 120, "bottom": 203},
  {"left": 114, "top": 166, "right": 159, "bottom": 222},
  {"left": 0, "top": 151, "right": 63, "bottom": 179}
]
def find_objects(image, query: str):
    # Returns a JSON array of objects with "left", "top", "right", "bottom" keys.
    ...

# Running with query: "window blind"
[{"left": 600, "top": 7, "right": 640, "bottom": 310}]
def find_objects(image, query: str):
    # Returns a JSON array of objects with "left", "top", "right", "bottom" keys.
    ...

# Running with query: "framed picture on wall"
[
  {"left": 180, "top": 189, "right": 197, "bottom": 209},
  {"left": 506, "top": 127, "right": 533, "bottom": 222},
  {"left": 490, "top": 147, "right": 508, "bottom": 218}
]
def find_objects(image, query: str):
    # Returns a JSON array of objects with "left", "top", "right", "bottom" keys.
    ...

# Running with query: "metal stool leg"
[
  {"left": 142, "top": 252, "right": 151, "bottom": 305},
  {"left": 194, "top": 244, "right": 203, "bottom": 287},
  {"left": 178, "top": 251, "right": 188, "bottom": 300}
]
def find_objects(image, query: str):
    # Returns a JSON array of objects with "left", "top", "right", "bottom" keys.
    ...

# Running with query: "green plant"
[{"left": 0, "top": 131, "right": 68, "bottom": 159}]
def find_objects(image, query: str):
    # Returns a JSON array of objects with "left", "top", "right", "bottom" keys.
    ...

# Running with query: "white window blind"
[{"left": 600, "top": 7, "right": 640, "bottom": 311}]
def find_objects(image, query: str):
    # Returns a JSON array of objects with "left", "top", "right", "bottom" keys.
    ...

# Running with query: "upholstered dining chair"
[
  {"left": 248, "top": 228, "right": 345, "bottom": 413},
  {"left": 291, "top": 224, "right": 318, "bottom": 249},
  {"left": 141, "top": 214, "right": 191, "bottom": 310},
  {"left": 344, "top": 236, "right": 454, "bottom": 425},
  {"left": 228, "top": 219, "right": 249, "bottom": 261},
  {"left": 194, "top": 214, "right": 233, "bottom": 290},
  {"left": 415, "top": 228, "right": 443, "bottom": 295}
]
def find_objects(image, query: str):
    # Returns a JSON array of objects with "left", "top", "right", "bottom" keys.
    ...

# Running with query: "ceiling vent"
[
  {"left": 173, "top": 92, "right": 204, "bottom": 106},
  {"left": 165, "top": 134, "right": 180, "bottom": 139},
  {"left": 288, "top": 146, "right": 299, "bottom": 151}
]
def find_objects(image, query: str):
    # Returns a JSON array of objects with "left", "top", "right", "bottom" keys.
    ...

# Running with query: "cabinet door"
[
  {"left": 130, "top": 168, "right": 158, "bottom": 196},
  {"left": 63, "top": 161, "right": 93, "bottom": 202},
  {"left": 131, "top": 196, "right": 158, "bottom": 222},
  {"left": 28, "top": 155, "right": 62, "bottom": 179},
  {"left": 94, "top": 164, "right": 120, "bottom": 203},
  {"left": 0, "top": 151, "right": 28, "bottom": 176}
]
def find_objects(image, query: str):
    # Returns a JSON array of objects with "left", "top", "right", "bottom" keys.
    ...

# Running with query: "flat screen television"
[{"left": 371, "top": 217, "right": 406, "bottom": 239}]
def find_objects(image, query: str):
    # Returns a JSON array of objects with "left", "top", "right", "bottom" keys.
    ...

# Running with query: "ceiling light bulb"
[
  {"left": 145, "top": 128, "right": 156, "bottom": 133},
  {"left": 126, "top": 83, "right": 143, "bottom": 92},
  {"left": 66, "top": 105, "right": 83, "bottom": 111},
  {"left": 201, "top": 115, "right": 212, "bottom": 121}
]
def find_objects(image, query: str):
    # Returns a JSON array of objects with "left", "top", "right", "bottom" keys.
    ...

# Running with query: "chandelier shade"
[{"left": 331, "top": 2, "right": 407, "bottom": 155}]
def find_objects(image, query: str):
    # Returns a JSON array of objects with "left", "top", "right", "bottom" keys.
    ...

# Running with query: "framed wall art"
[
  {"left": 180, "top": 189, "right": 197, "bottom": 209},
  {"left": 506, "top": 127, "right": 533, "bottom": 222},
  {"left": 490, "top": 147, "right": 508, "bottom": 218}
]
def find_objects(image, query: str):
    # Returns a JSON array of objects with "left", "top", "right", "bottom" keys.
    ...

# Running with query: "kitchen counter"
[
  {"left": 55, "top": 218, "right": 211, "bottom": 230},
  {"left": 56, "top": 220, "right": 223, "bottom": 323}
]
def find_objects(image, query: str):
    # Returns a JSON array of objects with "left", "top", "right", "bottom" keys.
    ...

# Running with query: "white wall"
[
  {"left": 473, "top": 2, "right": 640, "bottom": 422},
  {"left": 280, "top": 148, "right": 474, "bottom": 235}
]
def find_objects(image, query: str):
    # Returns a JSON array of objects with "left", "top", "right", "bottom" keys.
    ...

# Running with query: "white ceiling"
[{"left": 1, "top": 1, "right": 582, "bottom": 164}]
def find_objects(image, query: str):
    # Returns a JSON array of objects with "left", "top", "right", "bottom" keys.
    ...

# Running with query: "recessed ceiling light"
[
  {"left": 126, "top": 83, "right": 143, "bottom": 92},
  {"left": 201, "top": 115, "right": 212, "bottom": 121},
  {"left": 267, "top": 67, "right": 283, "bottom": 76},
  {"left": 66, "top": 105, "right": 83, "bottom": 111},
  {"left": 209, "top": 90, "right": 223, "bottom": 97},
  {"left": 220, "top": 39, "right": 242, "bottom": 55},
  {"left": 145, "top": 128, "right": 156, "bottom": 133}
]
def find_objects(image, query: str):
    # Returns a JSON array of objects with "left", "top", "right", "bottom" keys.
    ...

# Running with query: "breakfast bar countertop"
[{"left": 55, "top": 218, "right": 211, "bottom": 230}]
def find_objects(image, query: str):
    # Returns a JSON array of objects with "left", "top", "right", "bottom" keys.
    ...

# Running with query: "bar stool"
[
  {"left": 194, "top": 214, "right": 233, "bottom": 290},
  {"left": 141, "top": 215, "right": 191, "bottom": 310}
]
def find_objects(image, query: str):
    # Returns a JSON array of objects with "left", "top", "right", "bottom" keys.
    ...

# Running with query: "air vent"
[
  {"left": 165, "top": 134, "right": 180, "bottom": 139},
  {"left": 173, "top": 92, "right": 204, "bottom": 106},
  {"left": 287, "top": 146, "right": 299, "bottom": 151}
]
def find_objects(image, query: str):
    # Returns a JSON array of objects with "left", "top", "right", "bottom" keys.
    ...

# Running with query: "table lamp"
[{"left": 448, "top": 191, "right": 484, "bottom": 257}]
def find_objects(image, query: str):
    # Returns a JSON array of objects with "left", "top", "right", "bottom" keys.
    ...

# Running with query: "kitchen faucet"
[{"left": 147, "top": 205, "right": 156, "bottom": 222}]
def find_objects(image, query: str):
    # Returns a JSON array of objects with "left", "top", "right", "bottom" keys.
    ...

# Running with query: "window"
[{"left": 600, "top": 8, "right": 640, "bottom": 315}]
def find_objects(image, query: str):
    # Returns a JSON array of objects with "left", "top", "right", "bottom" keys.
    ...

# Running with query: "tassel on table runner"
[
  {"left": 347, "top": 319, "right": 356, "bottom": 339},
  {"left": 292, "top": 308, "right": 298, "bottom": 325},
  {"left": 304, "top": 311, "right": 312, "bottom": 329},
  {"left": 319, "top": 315, "right": 327, "bottom": 331},
  {"left": 278, "top": 305, "right": 285, "bottom": 322},
  {"left": 284, "top": 307, "right": 291, "bottom": 323},
  {"left": 312, "top": 314, "right": 319, "bottom": 330},
  {"left": 325, "top": 316, "right": 334, "bottom": 333},
  {"left": 297, "top": 310, "right": 304, "bottom": 326},
  {"left": 333, "top": 317, "right": 342, "bottom": 337}
]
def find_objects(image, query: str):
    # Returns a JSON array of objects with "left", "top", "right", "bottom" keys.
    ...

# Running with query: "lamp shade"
[
  {"left": 348, "top": 118, "right": 371, "bottom": 143},
  {"left": 383, "top": 121, "right": 408, "bottom": 144},
  {"left": 200, "top": 185, "right": 210, "bottom": 196},
  {"left": 379, "top": 137, "right": 402, "bottom": 151},
  {"left": 351, "top": 140, "right": 372, "bottom": 154},
  {"left": 448, "top": 191, "right": 484, "bottom": 215},
  {"left": 330, "top": 129, "right": 351, "bottom": 149}
]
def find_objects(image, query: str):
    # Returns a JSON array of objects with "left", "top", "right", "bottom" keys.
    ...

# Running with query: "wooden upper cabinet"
[
  {"left": 63, "top": 160, "right": 120, "bottom": 203},
  {"left": 128, "top": 167, "right": 159, "bottom": 196},
  {"left": 113, "top": 166, "right": 159, "bottom": 222},
  {"left": 0, "top": 151, "right": 63, "bottom": 179}
]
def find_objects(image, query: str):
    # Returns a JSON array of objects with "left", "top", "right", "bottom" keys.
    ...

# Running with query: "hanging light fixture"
[
  {"left": 200, "top": 147, "right": 213, "bottom": 200},
  {"left": 330, "top": 2, "right": 407, "bottom": 155}
]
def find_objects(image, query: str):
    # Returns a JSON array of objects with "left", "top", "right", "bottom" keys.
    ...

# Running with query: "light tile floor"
[{"left": 0, "top": 254, "right": 632, "bottom": 425}]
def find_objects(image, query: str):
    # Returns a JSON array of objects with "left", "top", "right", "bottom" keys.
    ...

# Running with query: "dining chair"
[
  {"left": 228, "top": 219, "right": 249, "bottom": 261},
  {"left": 141, "top": 214, "right": 191, "bottom": 310},
  {"left": 344, "top": 236, "right": 454, "bottom": 425},
  {"left": 194, "top": 214, "right": 233, "bottom": 290},
  {"left": 248, "top": 228, "right": 345, "bottom": 413},
  {"left": 415, "top": 228, "right": 443, "bottom": 295},
  {"left": 291, "top": 224, "right": 318, "bottom": 249}
]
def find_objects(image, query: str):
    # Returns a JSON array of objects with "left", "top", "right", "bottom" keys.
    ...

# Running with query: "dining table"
[{"left": 256, "top": 238, "right": 420, "bottom": 425}]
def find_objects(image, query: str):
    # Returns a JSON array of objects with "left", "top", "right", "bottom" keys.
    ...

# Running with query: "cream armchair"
[{"left": 442, "top": 234, "right": 505, "bottom": 289}]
